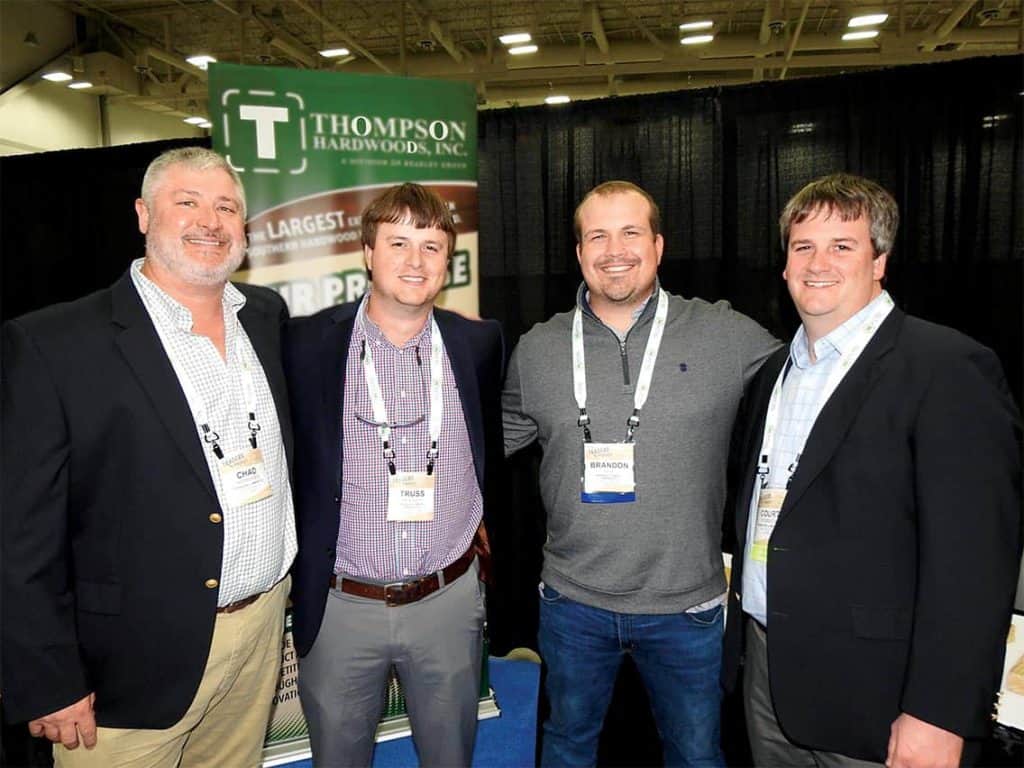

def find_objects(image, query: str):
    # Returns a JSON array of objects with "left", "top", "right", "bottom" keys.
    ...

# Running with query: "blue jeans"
[{"left": 538, "top": 583, "right": 725, "bottom": 768}]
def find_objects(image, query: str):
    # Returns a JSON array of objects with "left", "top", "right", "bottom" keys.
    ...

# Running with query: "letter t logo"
[{"left": 238, "top": 105, "right": 290, "bottom": 159}]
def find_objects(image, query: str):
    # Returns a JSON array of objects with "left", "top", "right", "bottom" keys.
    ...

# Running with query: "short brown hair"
[
  {"left": 361, "top": 183, "right": 457, "bottom": 258},
  {"left": 574, "top": 181, "right": 661, "bottom": 242},
  {"left": 780, "top": 173, "right": 899, "bottom": 256}
]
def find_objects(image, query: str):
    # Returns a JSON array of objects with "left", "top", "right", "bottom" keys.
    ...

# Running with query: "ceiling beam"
[
  {"left": 287, "top": 0, "right": 393, "bottom": 73},
  {"left": 920, "top": 0, "right": 978, "bottom": 51},
  {"left": 249, "top": 7, "right": 318, "bottom": 68},
  {"left": 585, "top": 1, "right": 609, "bottom": 55},
  {"left": 780, "top": 0, "right": 813, "bottom": 80}
]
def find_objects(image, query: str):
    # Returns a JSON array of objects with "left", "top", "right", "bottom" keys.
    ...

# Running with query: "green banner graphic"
[{"left": 209, "top": 62, "right": 479, "bottom": 316}]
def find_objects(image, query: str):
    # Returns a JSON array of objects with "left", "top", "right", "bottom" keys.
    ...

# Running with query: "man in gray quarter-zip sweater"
[{"left": 503, "top": 181, "right": 780, "bottom": 767}]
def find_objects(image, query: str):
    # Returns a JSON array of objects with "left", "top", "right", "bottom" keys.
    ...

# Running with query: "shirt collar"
[
  {"left": 578, "top": 280, "right": 659, "bottom": 327},
  {"left": 790, "top": 290, "right": 891, "bottom": 370},
  {"left": 131, "top": 257, "right": 244, "bottom": 332},
  {"left": 357, "top": 289, "right": 433, "bottom": 351}
]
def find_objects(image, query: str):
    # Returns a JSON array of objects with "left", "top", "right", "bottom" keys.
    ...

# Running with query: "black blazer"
[
  {"left": 283, "top": 302, "right": 505, "bottom": 657},
  {"left": 1, "top": 271, "right": 292, "bottom": 728},
  {"left": 722, "top": 309, "right": 1022, "bottom": 761}
]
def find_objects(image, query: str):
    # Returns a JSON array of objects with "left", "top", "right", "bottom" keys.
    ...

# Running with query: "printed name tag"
[
  {"left": 387, "top": 472, "right": 436, "bottom": 521},
  {"left": 751, "top": 488, "right": 786, "bottom": 563},
  {"left": 581, "top": 442, "right": 636, "bottom": 504},
  {"left": 219, "top": 448, "right": 274, "bottom": 507}
]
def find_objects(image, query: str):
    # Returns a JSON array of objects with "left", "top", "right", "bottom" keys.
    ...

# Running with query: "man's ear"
[{"left": 135, "top": 199, "right": 150, "bottom": 235}]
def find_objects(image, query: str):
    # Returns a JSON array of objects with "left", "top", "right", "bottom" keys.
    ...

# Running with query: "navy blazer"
[
  {"left": 722, "top": 308, "right": 1022, "bottom": 761},
  {"left": 1, "top": 271, "right": 292, "bottom": 727},
  {"left": 283, "top": 301, "right": 505, "bottom": 657}
]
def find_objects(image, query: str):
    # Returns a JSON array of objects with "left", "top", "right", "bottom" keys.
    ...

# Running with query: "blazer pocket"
[
  {"left": 77, "top": 581, "right": 122, "bottom": 615},
  {"left": 851, "top": 605, "right": 911, "bottom": 640}
]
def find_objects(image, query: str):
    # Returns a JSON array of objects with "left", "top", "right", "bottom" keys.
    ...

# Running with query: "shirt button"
[
  {"left": 403, "top": 568, "right": 410, "bottom": 576},
  {"left": 401, "top": 437, "right": 407, "bottom": 445},
  {"left": 205, "top": 579, "right": 219, "bottom": 589},
  {"left": 400, "top": 390, "right": 406, "bottom": 398},
  {"left": 401, "top": 531, "right": 408, "bottom": 540},
  {"left": 209, "top": 513, "right": 222, "bottom": 524}
]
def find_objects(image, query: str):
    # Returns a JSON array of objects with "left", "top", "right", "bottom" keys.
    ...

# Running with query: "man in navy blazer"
[
  {"left": 284, "top": 183, "right": 504, "bottom": 766},
  {"left": 2, "top": 147, "right": 295, "bottom": 767},
  {"left": 723, "top": 173, "right": 1021, "bottom": 767}
]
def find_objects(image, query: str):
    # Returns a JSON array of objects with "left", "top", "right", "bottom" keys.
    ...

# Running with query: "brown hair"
[
  {"left": 574, "top": 181, "right": 661, "bottom": 242},
  {"left": 361, "top": 183, "right": 457, "bottom": 258},
  {"left": 780, "top": 173, "right": 899, "bottom": 256}
]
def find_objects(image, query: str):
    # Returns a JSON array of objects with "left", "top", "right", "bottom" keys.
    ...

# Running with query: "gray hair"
[
  {"left": 780, "top": 173, "right": 899, "bottom": 256},
  {"left": 140, "top": 147, "right": 246, "bottom": 218}
]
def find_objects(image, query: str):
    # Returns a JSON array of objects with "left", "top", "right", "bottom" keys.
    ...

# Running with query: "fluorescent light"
[
  {"left": 789, "top": 122, "right": 816, "bottom": 134},
  {"left": 678, "top": 20, "right": 714, "bottom": 32},
  {"left": 197, "top": 121, "right": 212, "bottom": 129},
  {"left": 508, "top": 44, "right": 538, "bottom": 55},
  {"left": 545, "top": 95, "right": 571, "bottom": 105},
  {"left": 319, "top": 47, "right": 350, "bottom": 58},
  {"left": 68, "top": 81, "right": 93, "bottom": 90},
  {"left": 680, "top": 34, "right": 715, "bottom": 45},
  {"left": 848, "top": 13, "right": 888, "bottom": 28},
  {"left": 184, "top": 116, "right": 208, "bottom": 125},
  {"left": 185, "top": 54, "right": 217, "bottom": 70},
  {"left": 842, "top": 30, "right": 879, "bottom": 41},
  {"left": 42, "top": 72, "right": 72, "bottom": 82},
  {"left": 499, "top": 33, "right": 532, "bottom": 45}
]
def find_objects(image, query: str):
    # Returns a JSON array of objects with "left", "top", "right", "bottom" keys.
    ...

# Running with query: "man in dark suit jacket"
[
  {"left": 2, "top": 147, "right": 295, "bottom": 767},
  {"left": 723, "top": 173, "right": 1021, "bottom": 767},
  {"left": 284, "top": 183, "right": 504, "bottom": 767}
]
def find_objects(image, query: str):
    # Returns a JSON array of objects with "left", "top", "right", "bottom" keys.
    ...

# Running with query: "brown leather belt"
[
  {"left": 216, "top": 592, "right": 261, "bottom": 614},
  {"left": 330, "top": 546, "right": 475, "bottom": 607}
]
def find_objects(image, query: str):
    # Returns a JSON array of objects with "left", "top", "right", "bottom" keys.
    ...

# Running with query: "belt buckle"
[{"left": 384, "top": 581, "right": 411, "bottom": 607}]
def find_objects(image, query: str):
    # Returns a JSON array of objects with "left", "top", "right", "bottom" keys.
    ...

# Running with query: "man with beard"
[
  {"left": 503, "top": 181, "right": 779, "bottom": 766},
  {"left": 1, "top": 147, "right": 295, "bottom": 767}
]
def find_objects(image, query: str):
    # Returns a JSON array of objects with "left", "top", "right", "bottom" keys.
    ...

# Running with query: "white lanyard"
[
  {"left": 151, "top": 315, "right": 262, "bottom": 460},
  {"left": 755, "top": 292, "right": 894, "bottom": 486},
  {"left": 572, "top": 289, "right": 669, "bottom": 443},
  {"left": 357, "top": 297, "right": 445, "bottom": 475}
]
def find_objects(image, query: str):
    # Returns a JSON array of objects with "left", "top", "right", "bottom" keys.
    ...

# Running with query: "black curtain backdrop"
[{"left": 1, "top": 56, "right": 1021, "bottom": 767}]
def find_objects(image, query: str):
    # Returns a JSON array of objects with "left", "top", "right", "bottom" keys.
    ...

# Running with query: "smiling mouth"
[
  {"left": 399, "top": 275, "right": 427, "bottom": 284},
  {"left": 803, "top": 280, "right": 838, "bottom": 287},
  {"left": 183, "top": 236, "right": 228, "bottom": 247},
  {"left": 600, "top": 262, "right": 637, "bottom": 274}
]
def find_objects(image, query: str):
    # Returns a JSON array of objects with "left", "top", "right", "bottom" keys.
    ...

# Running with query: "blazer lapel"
[
  {"left": 436, "top": 311, "right": 486, "bottom": 489},
  {"left": 238, "top": 294, "right": 293, "bottom": 470},
  {"left": 110, "top": 272, "right": 218, "bottom": 501},
  {"left": 321, "top": 306, "right": 357, "bottom": 473},
  {"left": 781, "top": 309, "right": 904, "bottom": 516}
]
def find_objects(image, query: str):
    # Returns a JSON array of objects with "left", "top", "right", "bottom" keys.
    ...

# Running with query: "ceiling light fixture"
[
  {"left": 42, "top": 71, "right": 73, "bottom": 82},
  {"left": 848, "top": 13, "right": 889, "bottom": 28},
  {"left": 499, "top": 33, "right": 532, "bottom": 45},
  {"left": 68, "top": 81, "right": 93, "bottom": 90},
  {"left": 197, "top": 120, "right": 213, "bottom": 129},
  {"left": 185, "top": 54, "right": 217, "bottom": 70},
  {"left": 842, "top": 30, "right": 879, "bottom": 41},
  {"left": 545, "top": 95, "right": 570, "bottom": 105},
  {"left": 680, "top": 34, "right": 715, "bottom": 45},
  {"left": 183, "top": 116, "right": 208, "bottom": 125},
  {"left": 678, "top": 20, "right": 714, "bottom": 32},
  {"left": 508, "top": 44, "right": 538, "bottom": 55},
  {"left": 319, "top": 47, "right": 350, "bottom": 58}
]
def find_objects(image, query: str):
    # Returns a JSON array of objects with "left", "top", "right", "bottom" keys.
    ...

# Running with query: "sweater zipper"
[{"left": 618, "top": 339, "right": 630, "bottom": 385}]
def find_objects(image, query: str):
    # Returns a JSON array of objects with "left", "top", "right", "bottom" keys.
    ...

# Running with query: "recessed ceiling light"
[
  {"left": 499, "top": 33, "right": 532, "bottom": 45},
  {"left": 679, "top": 20, "right": 714, "bottom": 32},
  {"left": 508, "top": 44, "right": 538, "bottom": 55},
  {"left": 42, "top": 71, "right": 73, "bottom": 82},
  {"left": 68, "top": 81, "right": 93, "bottom": 90},
  {"left": 319, "top": 47, "right": 350, "bottom": 58},
  {"left": 185, "top": 54, "right": 217, "bottom": 70},
  {"left": 848, "top": 13, "right": 889, "bottom": 27},
  {"left": 545, "top": 95, "right": 571, "bottom": 105},
  {"left": 183, "top": 116, "right": 208, "bottom": 125},
  {"left": 680, "top": 34, "right": 715, "bottom": 45},
  {"left": 842, "top": 30, "right": 879, "bottom": 41}
]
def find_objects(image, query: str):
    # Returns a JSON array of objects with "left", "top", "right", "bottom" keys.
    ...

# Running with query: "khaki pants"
[{"left": 55, "top": 576, "right": 289, "bottom": 768}]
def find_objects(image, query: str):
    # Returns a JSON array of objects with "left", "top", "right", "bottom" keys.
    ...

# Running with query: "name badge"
[
  {"left": 387, "top": 472, "right": 436, "bottom": 521},
  {"left": 581, "top": 442, "right": 636, "bottom": 504},
  {"left": 750, "top": 488, "right": 786, "bottom": 563},
  {"left": 219, "top": 448, "right": 274, "bottom": 507}
]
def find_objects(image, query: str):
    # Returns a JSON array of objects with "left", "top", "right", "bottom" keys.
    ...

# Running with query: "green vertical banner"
[{"left": 209, "top": 62, "right": 479, "bottom": 318}]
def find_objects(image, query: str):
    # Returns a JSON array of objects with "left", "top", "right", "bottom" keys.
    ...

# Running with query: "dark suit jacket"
[
  {"left": 1, "top": 270, "right": 292, "bottom": 728},
  {"left": 284, "top": 301, "right": 505, "bottom": 657},
  {"left": 722, "top": 308, "right": 1022, "bottom": 762}
]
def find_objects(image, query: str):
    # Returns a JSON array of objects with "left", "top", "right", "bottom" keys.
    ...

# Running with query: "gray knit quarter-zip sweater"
[{"left": 503, "top": 283, "right": 780, "bottom": 614}]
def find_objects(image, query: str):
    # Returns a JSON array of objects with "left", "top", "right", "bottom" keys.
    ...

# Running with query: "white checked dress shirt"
[
  {"left": 742, "top": 291, "right": 892, "bottom": 626},
  {"left": 131, "top": 259, "right": 296, "bottom": 606},
  {"left": 336, "top": 305, "right": 482, "bottom": 583}
]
